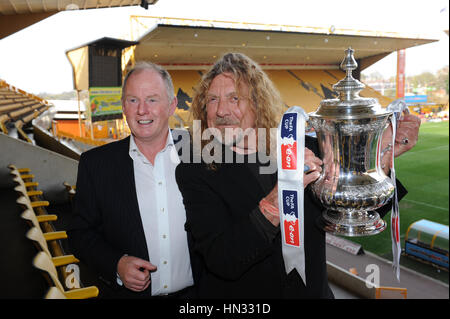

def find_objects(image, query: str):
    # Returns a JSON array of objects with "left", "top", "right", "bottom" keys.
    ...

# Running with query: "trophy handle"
[
  {"left": 379, "top": 99, "right": 411, "bottom": 167},
  {"left": 305, "top": 120, "right": 314, "bottom": 133},
  {"left": 387, "top": 98, "right": 410, "bottom": 123}
]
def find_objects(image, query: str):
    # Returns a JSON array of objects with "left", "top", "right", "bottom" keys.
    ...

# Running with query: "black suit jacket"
[
  {"left": 67, "top": 130, "right": 188, "bottom": 298},
  {"left": 175, "top": 136, "right": 407, "bottom": 299}
]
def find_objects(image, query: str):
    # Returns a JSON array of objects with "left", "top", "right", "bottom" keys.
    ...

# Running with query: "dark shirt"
[{"left": 175, "top": 136, "right": 406, "bottom": 299}]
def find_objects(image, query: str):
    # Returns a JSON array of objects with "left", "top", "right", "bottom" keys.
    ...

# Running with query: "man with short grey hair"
[{"left": 68, "top": 62, "right": 194, "bottom": 298}]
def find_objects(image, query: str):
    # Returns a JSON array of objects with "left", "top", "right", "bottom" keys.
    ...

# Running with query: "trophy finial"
[
  {"left": 341, "top": 47, "right": 358, "bottom": 74},
  {"left": 333, "top": 47, "right": 365, "bottom": 100}
]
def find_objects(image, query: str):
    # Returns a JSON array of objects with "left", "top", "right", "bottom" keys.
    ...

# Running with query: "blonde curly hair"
[{"left": 191, "top": 52, "right": 283, "bottom": 157}]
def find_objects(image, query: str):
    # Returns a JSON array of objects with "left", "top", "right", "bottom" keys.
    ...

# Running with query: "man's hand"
[
  {"left": 381, "top": 113, "right": 421, "bottom": 174},
  {"left": 117, "top": 255, "right": 157, "bottom": 292},
  {"left": 260, "top": 184, "right": 280, "bottom": 227},
  {"left": 259, "top": 148, "right": 322, "bottom": 227},
  {"left": 304, "top": 147, "right": 322, "bottom": 187}
]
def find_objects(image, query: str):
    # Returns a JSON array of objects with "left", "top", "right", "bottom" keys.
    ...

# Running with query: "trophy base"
[{"left": 319, "top": 210, "right": 386, "bottom": 237}]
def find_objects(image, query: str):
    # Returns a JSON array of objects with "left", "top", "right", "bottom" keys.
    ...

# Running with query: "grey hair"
[{"left": 122, "top": 61, "right": 175, "bottom": 103}]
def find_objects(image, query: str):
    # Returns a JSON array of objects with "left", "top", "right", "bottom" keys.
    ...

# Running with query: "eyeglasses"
[{"left": 206, "top": 93, "right": 248, "bottom": 106}]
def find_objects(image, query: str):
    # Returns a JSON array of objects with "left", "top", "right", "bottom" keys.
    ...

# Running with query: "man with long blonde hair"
[
  {"left": 176, "top": 52, "right": 418, "bottom": 298},
  {"left": 176, "top": 53, "right": 327, "bottom": 298},
  {"left": 191, "top": 52, "right": 281, "bottom": 157}
]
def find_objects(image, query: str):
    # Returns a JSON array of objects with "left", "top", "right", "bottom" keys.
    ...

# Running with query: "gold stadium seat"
[
  {"left": 14, "top": 177, "right": 39, "bottom": 190},
  {"left": 63, "top": 182, "right": 76, "bottom": 201},
  {"left": 63, "top": 182, "right": 76, "bottom": 193},
  {"left": 16, "top": 195, "right": 49, "bottom": 211},
  {"left": 20, "top": 209, "right": 66, "bottom": 240},
  {"left": 14, "top": 183, "right": 43, "bottom": 198},
  {"left": 33, "top": 251, "right": 98, "bottom": 299},
  {"left": 21, "top": 208, "right": 57, "bottom": 225},
  {"left": 9, "top": 168, "right": 35, "bottom": 181},
  {"left": 8, "top": 164, "right": 30, "bottom": 173},
  {"left": 44, "top": 287, "right": 67, "bottom": 299},
  {"left": 12, "top": 175, "right": 39, "bottom": 192},
  {"left": 18, "top": 174, "right": 34, "bottom": 181},
  {"left": 26, "top": 226, "right": 79, "bottom": 267},
  {"left": 11, "top": 167, "right": 53, "bottom": 207},
  {"left": 9, "top": 169, "right": 22, "bottom": 179},
  {"left": 9, "top": 163, "right": 97, "bottom": 297}
]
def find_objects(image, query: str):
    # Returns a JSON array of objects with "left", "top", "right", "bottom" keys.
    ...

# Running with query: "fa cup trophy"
[{"left": 308, "top": 47, "right": 395, "bottom": 236}]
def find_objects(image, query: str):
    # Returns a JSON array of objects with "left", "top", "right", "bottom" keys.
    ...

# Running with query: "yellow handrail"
[{"left": 55, "top": 130, "right": 107, "bottom": 147}]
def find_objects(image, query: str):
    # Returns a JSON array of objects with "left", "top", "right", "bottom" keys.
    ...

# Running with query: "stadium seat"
[
  {"left": 12, "top": 176, "right": 39, "bottom": 191},
  {"left": 10, "top": 168, "right": 42, "bottom": 198},
  {"left": 44, "top": 287, "right": 67, "bottom": 299},
  {"left": 21, "top": 208, "right": 57, "bottom": 224},
  {"left": 33, "top": 251, "right": 98, "bottom": 299},
  {"left": 9, "top": 166, "right": 35, "bottom": 184},
  {"left": 8, "top": 163, "right": 99, "bottom": 297},
  {"left": 11, "top": 173, "right": 36, "bottom": 184},
  {"left": 7, "top": 163, "right": 98, "bottom": 297},
  {"left": 63, "top": 181, "right": 76, "bottom": 202},
  {"left": 14, "top": 184, "right": 43, "bottom": 198},
  {"left": 7, "top": 164, "right": 30, "bottom": 174},
  {"left": 1, "top": 80, "right": 51, "bottom": 141},
  {"left": 26, "top": 226, "right": 79, "bottom": 267},
  {"left": 16, "top": 195, "right": 49, "bottom": 212},
  {"left": 20, "top": 209, "right": 66, "bottom": 239},
  {"left": 63, "top": 182, "right": 76, "bottom": 194}
]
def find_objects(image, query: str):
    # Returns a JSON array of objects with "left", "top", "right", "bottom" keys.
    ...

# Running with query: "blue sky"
[{"left": 0, "top": 0, "right": 448, "bottom": 94}]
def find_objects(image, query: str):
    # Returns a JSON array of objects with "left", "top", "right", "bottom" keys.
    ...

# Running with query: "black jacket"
[
  {"left": 68, "top": 131, "right": 187, "bottom": 298},
  {"left": 175, "top": 135, "right": 406, "bottom": 299}
]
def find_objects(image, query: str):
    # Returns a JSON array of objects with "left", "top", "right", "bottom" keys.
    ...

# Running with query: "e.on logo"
[
  {"left": 282, "top": 190, "right": 300, "bottom": 247},
  {"left": 281, "top": 142, "right": 297, "bottom": 170},
  {"left": 280, "top": 113, "right": 298, "bottom": 170}
]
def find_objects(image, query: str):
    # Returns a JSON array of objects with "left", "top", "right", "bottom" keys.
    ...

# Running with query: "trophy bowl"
[{"left": 308, "top": 47, "right": 395, "bottom": 236}]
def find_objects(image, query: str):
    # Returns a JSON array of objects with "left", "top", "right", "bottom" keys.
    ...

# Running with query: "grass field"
[{"left": 348, "top": 121, "right": 449, "bottom": 267}]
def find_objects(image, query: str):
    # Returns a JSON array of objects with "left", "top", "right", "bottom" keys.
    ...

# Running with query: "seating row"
[
  {"left": 8, "top": 164, "right": 98, "bottom": 299},
  {"left": 0, "top": 79, "right": 51, "bottom": 137}
]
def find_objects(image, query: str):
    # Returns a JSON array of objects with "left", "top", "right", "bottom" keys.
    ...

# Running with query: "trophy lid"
[{"left": 310, "top": 47, "right": 390, "bottom": 119}]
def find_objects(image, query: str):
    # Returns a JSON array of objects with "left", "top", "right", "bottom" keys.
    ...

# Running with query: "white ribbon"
[
  {"left": 386, "top": 99, "right": 409, "bottom": 282},
  {"left": 277, "top": 106, "right": 308, "bottom": 285}
]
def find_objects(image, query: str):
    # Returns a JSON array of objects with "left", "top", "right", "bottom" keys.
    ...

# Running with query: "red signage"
[{"left": 396, "top": 50, "right": 406, "bottom": 98}]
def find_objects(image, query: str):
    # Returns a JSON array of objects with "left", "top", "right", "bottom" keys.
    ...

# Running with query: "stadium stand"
[
  {"left": 0, "top": 79, "right": 50, "bottom": 141},
  {"left": 7, "top": 164, "right": 98, "bottom": 299}
]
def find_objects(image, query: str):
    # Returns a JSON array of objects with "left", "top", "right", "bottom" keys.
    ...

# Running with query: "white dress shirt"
[{"left": 129, "top": 131, "right": 193, "bottom": 295}]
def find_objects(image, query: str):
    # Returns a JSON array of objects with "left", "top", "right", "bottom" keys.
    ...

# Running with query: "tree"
[{"left": 436, "top": 66, "right": 449, "bottom": 94}]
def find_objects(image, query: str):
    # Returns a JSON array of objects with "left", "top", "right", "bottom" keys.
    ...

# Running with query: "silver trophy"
[{"left": 308, "top": 47, "right": 395, "bottom": 236}]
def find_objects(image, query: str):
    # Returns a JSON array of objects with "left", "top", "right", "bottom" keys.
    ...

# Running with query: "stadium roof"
[
  {"left": 67, "top": 36, "right": 139, "bottom": 51},
  {"left": 0, "top": 0, "right": 158, "bottom": 39},
  {"left": 131, "top": 17, "right": 439, "bottom": 71},
  {"left": 0, "top": 0, "right": 158, "bottom": 14}
]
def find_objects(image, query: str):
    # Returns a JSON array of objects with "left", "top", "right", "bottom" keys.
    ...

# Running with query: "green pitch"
[{"left": 347, "top": 121, "right": 449, "bottom": 260}]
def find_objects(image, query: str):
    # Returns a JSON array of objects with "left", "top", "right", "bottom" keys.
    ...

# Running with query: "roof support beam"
[
  {"left": 8, "top": 0, "right": 18, "bottom": 14},
  {"left": 0, "top": 11, "right": 56, "bottom": 40},
  {"left": 25, "top": 0, "right": 33, "bottom": 13}
]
